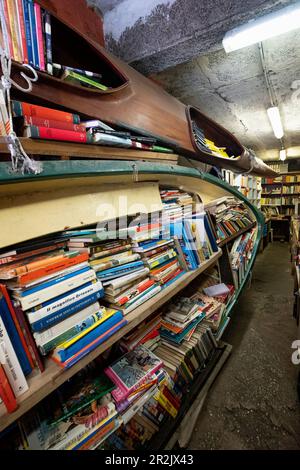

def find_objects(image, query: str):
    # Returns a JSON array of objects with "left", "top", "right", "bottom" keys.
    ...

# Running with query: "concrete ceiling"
[{"left": 91, "top": 0, "right": 300, "bottom": 162}]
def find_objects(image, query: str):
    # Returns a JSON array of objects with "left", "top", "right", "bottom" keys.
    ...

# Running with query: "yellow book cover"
[
  {"left": 90, "top": 250, "right": 133, "bottom": 267},
  {"left": 56, "top": 308, "right": 118, "bottom": 350},
  {"left": 7, "top": 0, "right": 22, "bottom": 62},
  {"left": 154, "top": 391, "right": 178, "bottom": 418}
]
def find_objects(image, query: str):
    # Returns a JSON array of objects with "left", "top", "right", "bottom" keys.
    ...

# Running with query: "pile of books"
[
  {"left": 230, "top": 228, "right": 256, "bottom": 289},
  {"left": 160, "top": 188, "right": 194, "bottom": 221},
  {"left": 192, "top": 121, "right": 231, "bottom": 158},
  {"left": 120, "top": 314, "right": 161, "bottom": 352},
  {"left": 205, "top": 196, "right": 254, "bottom": 243},
  {"left": 10, "top": 99, "right": 174, "bottom": 152}
]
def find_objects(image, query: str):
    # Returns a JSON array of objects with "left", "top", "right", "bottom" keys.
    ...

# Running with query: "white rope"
[{"left": 0, "top": 7, "right": 42, "bottom": 174}]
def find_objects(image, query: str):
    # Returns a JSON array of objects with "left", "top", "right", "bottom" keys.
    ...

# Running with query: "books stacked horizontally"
[
  {"left": 0, "top": 235, "right": 127, "bottom": 374},
  {"left": 11, "top": 99, "right": 174, "bottom": 153},
  {"left": 120, "top": 314, "right": 161, "bottom": 352},
  {"left": 205, "top": 196, "right": 254, "bottom": 243},
  {"left": 67, "top": 228, "right": 162, "bottom": 316},
  {"left": 160, "top": 188, "right": 194, "bottom": 221},
  {"left": 230, "top": 228, "right": 256, "bottom": 290}
]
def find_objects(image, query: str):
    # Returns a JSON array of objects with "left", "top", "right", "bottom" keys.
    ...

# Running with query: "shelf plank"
[
  {"left": 0, "top": 250, "right": 222, "bottom": 432},
  {"left": 0, "top": 138, "right": 178, "bottom": 164},
  {"left": 218, "top": 222, "right": 256, "bottom": 247}
]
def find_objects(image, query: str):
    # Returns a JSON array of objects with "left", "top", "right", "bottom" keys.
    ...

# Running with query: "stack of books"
[
  {"left": 192, "top": 121, "right": 231, "bottom": 158},
  {"left": 0, "top": 235, "right": 127, "bottom": 377},
  {"left": 120, "top": 314, "right": 161, "bottom": 352},
  {"left": 230, "top": 228, "right": 256, "bottom": 289},
  {"left": 67, "top": 228, "right": 162, "bottom": 316},
  {"left": 205, "top": 196, "right": 254, "bottom": 243},
  {"left": 160, "top": 188, "right": 194, "bottom": 221}
]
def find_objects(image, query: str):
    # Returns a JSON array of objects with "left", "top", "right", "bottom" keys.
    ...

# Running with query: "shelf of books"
[
  {"left": 261, "top": 174, "right": 300, "bottom": 217},
  {"left": 222, "top": 170, "right": 262, "bottom": 209},
  {"left": 0, "top": 167, "right": 263, "bottom": 449}
]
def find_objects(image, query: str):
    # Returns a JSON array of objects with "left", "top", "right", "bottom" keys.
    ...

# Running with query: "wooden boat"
[{"left": 6, "top": 0, "right": 276, "bottom": 177}]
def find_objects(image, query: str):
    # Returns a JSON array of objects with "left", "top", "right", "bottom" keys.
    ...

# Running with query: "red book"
[
  {"left": 12, "top": 100, "right": 81, "bottom": 124},
  {"left": 116, "top": 278, "right": 155, "bottom": 306},
  {"left": 0, "top": 365, "right": 18, "bottom": 413},
  {"left": 3, "top": 0, "right": 14, "bottom": 58},
  {"left": 24, "top": 125, "right": 91, "bottom": 144},
  {"left": 14, "top": 304, "right": 44, "bottom": 373},
  {"left": 34, "top": 3, "right": 45, "bottom": 71},
  {"left": 16, "top": 0, "right": 28, "bottom": 63},
  {"left": 17, "top": 252, "right": 89, "bottom": 285},
  {"left": 22, "top": 115, "right": 86, "bottom": 132},
  {"left": 0, "top": 284, "right": 35, "bottom": 369}
]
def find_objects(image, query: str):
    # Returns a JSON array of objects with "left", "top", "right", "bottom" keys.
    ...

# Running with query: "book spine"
[
  {"left": 0, "top": 316, "right": 28, "bottom": 397},
  {"left": 18, "top": 252, "right": 89, "bottom": 285},
  {"left": 26, "top": 125, "right": 89, "bottom": 143},
  {"left": 18, "top": 269, "right": 96, "bottom": 311},
  {"left": 1, "top": 0, "right": 14, "bottom": 57},
  {"left": 22, "top": 0, "right": 33, "bottom": 65},
  {"left": 0, "top": 364, "right": 17, "bottom": 413},
  {"left": 6, "top": 0, "right": 22, "bottom": 62},
  {"left": 64, "top": 70, "right": 108, "bottom": 91},
  {"left": 116, "top": 279, "right": 154, "bottom": 305},
  {"left": 0, "top": 284, "right": 34, "bottom": 369},
  {"left": 34, "top": 2, "right": 45, "bottom": 70},
  {"left": 27, "top": 0, "right": 39, "bottom": 67},
  {"left": 14, "top": 304, "right": 44, "bottom": 372},
  {"left": 30, "top": 290, "right": 103, "bottom": 332},
  {"left": 54, "top": 318, "right": 128, "bottom": 369},
  {"left": 23, "top": 115, "right": 86, "bottom": 132},
  {"left": 43, "top": 10, "right": 52, "bottom": 74},
  {"left": 16, "top": 0, "right": 27, "bottom": 62},
  {"left": 12, "top": 100, "right": 80, "bottom": 124}
]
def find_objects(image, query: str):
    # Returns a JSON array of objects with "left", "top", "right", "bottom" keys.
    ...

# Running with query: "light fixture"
[
  {"left": 267, "top": 106, "right": 284, "bottom": 139},
  {"left": 223, "top": 3, "right": 300, "bottom": 53},
  {"left": 279, "top": 149, "right": 287, "bottom": 161}
]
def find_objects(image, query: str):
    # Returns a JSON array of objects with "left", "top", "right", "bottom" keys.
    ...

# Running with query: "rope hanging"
[{"left": 0, "top": 7, "right": 42, "bottom": 175}]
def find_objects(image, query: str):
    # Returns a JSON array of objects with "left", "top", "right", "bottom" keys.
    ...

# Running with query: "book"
[
  {"left": 102, "top": 267, "right": 150, "bottom": 290},
  {"left": 42, "top": 9, "right": 52, "bottom": 74},
  {"left": 12, "top": 100, "right": 80, "bottom": 124},
  {"left": 105, "top": 345, "right": 163, "bottom": 403},
  {"left": 34, "top": 2, "right": 45, "bottom": 70},
  {"left": 0, "top": 289, "right": 32, "bottom": 376},
  {"left": 0, "top": 316, "right": 28, "bottom": 397},
  {"left": 52, "top": 63, "right": 103, "bottom": 80},
  {"left": 0, "top": 249, "right": 66, "bottom": 279},
  {"left": 108, "top": 284, "right": 161, "bottom": 316},
  {"left": 16, "top": 0, "right": 28, "bottom": 63},
  {"left": 1, "top": 0, "right": 14, "bottom": 58},
  {"left": 27, "top": 0, "right": 39, "bottom": 68},
  {"left": 61, "top": 69, "right": 108, "bottom": 91},
  {"left": 14, "top": 267, "right": 96, "bottom": 311},
  {"left": 24, "top": 125, "right": 92, "bottom": 143},
  {"left": 108, "top": 278, "right": 155, "bottom": 306},
  {"left": 22, "top": 0, "right": 33, "bottom": 66},
  {"left": 92, "top": 253, "right": 140, "bottom": 273},
  {"left": 0, "top": 364, "right": 17, "bottom": 413},
  {"left": 92, "top": 132, "right": 132, "bottom": 148},
  {"left": 18, "top": 115, "right": 86, "bottom": 132},
  {"left": 82, "top": 119, "right": 114, "bottom": 131},
  {"left": 52, "top": 317, "right": 128, "bottom": 369},
  {"left": 7, "top": 0, "right": 22, "bottom": 62},
  {"left": 96, "top": 261, "right": 145, "bottom": 281}
]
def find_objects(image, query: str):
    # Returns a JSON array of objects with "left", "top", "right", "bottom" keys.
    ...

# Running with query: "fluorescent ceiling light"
[
  {"left": 267, "top": 107, "right": 284, "bottom": 139},
  {"left": 279, "top": 149, "right": 287, "bottom": 161},
  {"left": 223, "top": 4, "right": 300, "bottom": 52}
]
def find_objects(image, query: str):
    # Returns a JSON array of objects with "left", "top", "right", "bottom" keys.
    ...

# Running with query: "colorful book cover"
[
  {"left": 27, "top": 0, "right": 39, "bottom": 68},
  {"left": 0, "top": 364, "right": 17, "bottom": 413},
  {"left": 6, "top": 0, "right": 22, "bottom": 62},
  {"left": 22, "top": 0, "right": 33, "bottom": 65},
  {"left": 34, "top": 2, "right": 45, "bottom": 70},
  {"left": 21, "top": 115, "right": 85, "bottom": 132},
  {"left": 24, "top": 125, "right": 91, "bottom": 143},
  {"left": 61, "top": 69, "right": 108, "bottom": 91},
  {"left": 1, "top": 0, "right": 14, "bottom": 57},
  {"left": 12, "top": 100, "right": 80, "bottom": 124},
  {"left": 42, "top": 9, "right": 52, "bottom": 74},
  {"left": 16, "top": 0, "right": 28, "bottom": 62}
]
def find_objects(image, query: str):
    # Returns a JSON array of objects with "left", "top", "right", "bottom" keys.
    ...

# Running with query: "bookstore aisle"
[{"left": 190, "top": 242, "right": 300, "bottom": 450}]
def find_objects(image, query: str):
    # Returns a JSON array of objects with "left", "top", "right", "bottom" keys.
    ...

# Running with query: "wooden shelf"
[
  {"left": 0, "top": 138, "right": 178, "bottom": 164},
  {"left": 0, "top": 250, "right": 222, "bottom": 433},
  {"left": 218, "top": 222, "right": 256, "bottom": 247}
]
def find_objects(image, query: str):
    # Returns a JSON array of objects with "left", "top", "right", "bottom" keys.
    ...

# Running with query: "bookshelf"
[
  {"left": 261, "top": 174, "right": 300, "bottom": 216},
  {"left": 222, "top": 170, "right": 262, "bottom": 209},
  {"left": 0, "top": 162, "right": 264, "bottom": 443}
]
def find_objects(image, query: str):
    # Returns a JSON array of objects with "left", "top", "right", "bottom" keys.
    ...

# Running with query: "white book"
[
  {"left": 102, "top": 267, "right": 150, "bottom": 289},
  {"left": 33, "top": 302, "right": 101, "bottom": 346},
  {"left": 82, "top": 119, "right": 114, "bottom": 131},
  {"left": 0, "top": 317, "right": 28, "bottom": 397},
  {"left": 26, "top": 280, "right": 103, "bottom": 323},
  {"left": 121, "top": 285, "right": 161, "bottom": 315},
  {"left": 15, "top": 269, "right": 97, "bottom": 311}
]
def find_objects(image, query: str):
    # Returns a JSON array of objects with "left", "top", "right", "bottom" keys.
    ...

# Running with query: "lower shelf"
[{"left": 0, "top": 250, "right": 222, "bottom": 433}]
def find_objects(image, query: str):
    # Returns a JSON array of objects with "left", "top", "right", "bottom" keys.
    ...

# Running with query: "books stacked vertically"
[
  {"left": 230, "top": 228, "right": 257, "bottom": 290},
  {"left": 205, "top": 196, "right": 254, "bottom": 244},
  {"left": 160, "top": 188, "right": 194, "bottom": 222},
  {"left": 0, "top": 236, "right": 127, "bottom": 371}
]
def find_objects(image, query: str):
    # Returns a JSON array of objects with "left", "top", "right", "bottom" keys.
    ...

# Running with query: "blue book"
[
  {"left": 183, "top": 222, "right": 201, "bottom": 266},
  {"left": 55, "top": 314, "right": 127, "bottom": 366},
  {"left": 30, "top": 289, "right": 104, "bottom": 332},
  {"left": 96, "top": 261, "right": 144, "bottom": 280},
  {"left": 22, "top": 0, "right": 34, "bottom": 66},
  {"left": 0, "top": 294, "right": 32, "bottom": 376},
  {"left": 27, "top": 0, "right": 39, "bottom": 68},
  {"left": 18, "top": 266, "right": 91, "bottom": 297},
  {"left": 160, "top": 314, "right": 205, "bottom": 344},
  {"left": 204, "top": 214, "right": 218, "bottom": 252}
]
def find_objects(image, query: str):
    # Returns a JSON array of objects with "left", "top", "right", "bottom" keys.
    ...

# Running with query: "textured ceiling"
[{"left": 91, "top": 0, "right": 300, "bottom": 161}]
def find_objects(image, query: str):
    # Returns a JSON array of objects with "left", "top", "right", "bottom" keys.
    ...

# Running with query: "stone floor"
[{"left": 189, "top": 242, "right": 300, "bottom": 450}]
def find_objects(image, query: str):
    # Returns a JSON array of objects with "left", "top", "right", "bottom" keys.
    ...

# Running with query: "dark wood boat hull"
[{"left": 7, "top": 0, "right": 277, "bottom": 177}]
